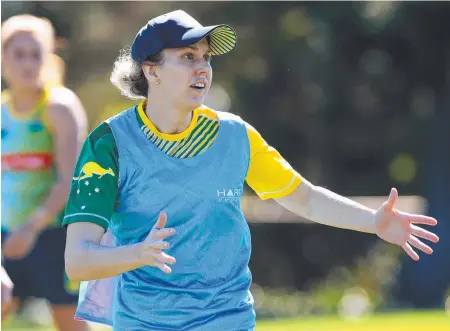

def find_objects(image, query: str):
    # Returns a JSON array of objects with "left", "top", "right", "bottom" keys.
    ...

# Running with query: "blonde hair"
[
  {"left": 1, "top": 14, "right": 64, "bottom": 86},
  {"left": 2, "top": 14, "right": 55, "bottom": 52}
]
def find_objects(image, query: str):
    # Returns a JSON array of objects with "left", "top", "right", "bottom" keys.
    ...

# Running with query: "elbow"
[
  {"left": 65, "top": 264, "right": 83, "bottom": 282},
  {"left": 64, "top": 250, "right": 89, "bottom": 282},
  {"left": 297, "top": 182, "right": 315, "bottom": 209},
  {"left": 278, "top": 180, "right": 314, "bottom": 216},
  {"left": 59, "top": 179, "right": 73, "bottom": 203}
]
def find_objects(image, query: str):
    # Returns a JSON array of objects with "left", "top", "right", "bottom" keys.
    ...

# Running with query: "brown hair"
[{"left": 110, "top": 47, "right": 164, "bottom": 100}]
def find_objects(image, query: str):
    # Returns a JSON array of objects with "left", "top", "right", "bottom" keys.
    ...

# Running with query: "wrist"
[
  {"left": 133, "top": 242, "right": 147, "bottom": 268},
  {"left": 369, "top": 209, "right": 378, "bottom": 234}
]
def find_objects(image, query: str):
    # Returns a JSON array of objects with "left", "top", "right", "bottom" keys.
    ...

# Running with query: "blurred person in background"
[
  {"left": 63, "top": 10, "right": 439, "bottom": 331},
  {"left": 1, "top": 264, "right": 14, "bottom": 321},
  {"left": 1, "top": 14, "right": 89, "bottom": 331}
]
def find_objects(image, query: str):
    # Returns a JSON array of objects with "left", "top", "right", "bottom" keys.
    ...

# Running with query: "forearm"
[
  {"left": 28, "top": 180, "right": 71, "bottom": 232},
  {"left": 65, "top": 240, "right": 144, "bottom": 281},
  {"left": 35, "top": 94, "right": 87, "bottom": 233},
  {"left": 1, "top": 266, "right": 13, "bottom": 288},
  {"left": 278, "top": 182, "right": 377, "bottom": 233},
  {"left": 41, "top": 180, "right": 70, "bottom": 218}
]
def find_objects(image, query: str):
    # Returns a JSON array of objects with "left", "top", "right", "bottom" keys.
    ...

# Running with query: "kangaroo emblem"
[{"left": 73, "top": 162, "right": 115, "bottom": 181}]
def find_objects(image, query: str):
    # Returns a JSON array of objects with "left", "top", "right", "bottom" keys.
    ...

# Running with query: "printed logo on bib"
[
  {"left": 216, "top": 188, "right": 243, "bottom": 204},
  {"left": 2, "top": 153, "right": 53, "bottom": 171}
]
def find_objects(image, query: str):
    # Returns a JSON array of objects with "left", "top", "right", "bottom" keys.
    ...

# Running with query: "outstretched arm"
[
  {"left": 241, "top": 118, "right": 438, "bottom": 261},
  {"left": 276, "top": 179, "right": 439, "bottom": 261},
  {"left": 276, "top": 178, "right": 377, "bottom": 233}
]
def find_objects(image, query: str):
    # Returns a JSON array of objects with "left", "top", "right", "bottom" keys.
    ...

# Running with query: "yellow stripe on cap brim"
[{"left": 208, "top": 25, "right": 237, "bottom": 56}]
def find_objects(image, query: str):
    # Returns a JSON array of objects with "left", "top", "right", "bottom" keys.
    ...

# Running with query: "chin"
[{"left": 186, "top": 98, "right": 204, "bottom": 110}]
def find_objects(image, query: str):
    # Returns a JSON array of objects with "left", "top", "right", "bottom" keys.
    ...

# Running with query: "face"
[
  {"left": 147, "top": 38, "right": 213, "bottom": 112},
  {"left": 2, "top": 32, "right": 45, "bottom": 89}
]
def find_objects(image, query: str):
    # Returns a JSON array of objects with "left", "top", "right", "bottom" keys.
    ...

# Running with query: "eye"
[
  {"left": 14, "top": 49, "right": 25, "bottom": 60},
  {"left": 31, "top": 51, "right": 41, "bottom": 61},
  {"left": 183, "top": 53, "right": 194, "bottom": 60},
  {"left": 204, "top": 54, "right": 212, "bottom": 63}
]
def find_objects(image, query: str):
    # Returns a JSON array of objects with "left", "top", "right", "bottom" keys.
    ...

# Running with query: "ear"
[{"left": 142, "top": 62, "right": 160, "bottom": 86}]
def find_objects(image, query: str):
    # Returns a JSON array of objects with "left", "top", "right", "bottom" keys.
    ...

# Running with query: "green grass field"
[
  {"left": 257, "top": 311, "right": 449, "bottom": 331},
  {"left": 3, "top": 311, "right": 449, "bottom": 331}
]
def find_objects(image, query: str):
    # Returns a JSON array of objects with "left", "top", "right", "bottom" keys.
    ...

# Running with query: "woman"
[
  {"left": 64, "top": 10, "right": 439, "bottom": 331},
  {"left": 1, "top": 14, "right": 89, "bottom": 331}
]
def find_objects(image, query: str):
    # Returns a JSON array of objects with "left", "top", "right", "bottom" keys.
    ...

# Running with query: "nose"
[
  {"left": 195, "top": 61, "right": 211, "bottom": 77},
  {"left": 22, "top": 55, "right": 40, "bottom": 70}
]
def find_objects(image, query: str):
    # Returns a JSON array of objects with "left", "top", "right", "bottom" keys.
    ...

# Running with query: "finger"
[
  {"left": 385, "top": 187, "right": 398, "bottom": 210},
  {"left": 402, "top": 242, "right": 419, "bottom": 261},
  {"left": 153, "top": 211, "right": 167, "bottom": 230},
  {"left": 151, "top": 228, "right": 176, "bottom": 240},
  {"left": 154, "top": 262, "right": 172, "bottom": 274},
  {"left": 156, "top": 252, "right": 176, "bottom": 265},
  {"left": 402, "top": 213, "right": 437, "bottom": 226},
  {"left": 149, "top": 240, "right": 170, "bottom": 250},
  {"left": 411, "top": 225, "right": 439, "bottom": 243},
  {"left": 408, "top": 235, "right": 433, "bottom": 255}
]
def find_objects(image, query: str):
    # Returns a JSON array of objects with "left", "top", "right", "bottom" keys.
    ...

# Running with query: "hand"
[
  {"left": 374, "top": 188, "right": 439, "bottom": 261},
  {"left": 138, "top": 212, "right": 176, "bottom": 274},
  {"left": 1, "top": 266, "right": 14, "bottom": 310},
  {"left": 2, "top": 224, "right": 38, "bottom": 259}
]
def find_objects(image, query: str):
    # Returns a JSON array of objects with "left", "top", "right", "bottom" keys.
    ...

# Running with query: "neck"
[
  {"left": 8, "top": 85, "right": 43, "bottom": 113},
  {"left": 145, "top": 98, "right": 194, "bottom": 135}
]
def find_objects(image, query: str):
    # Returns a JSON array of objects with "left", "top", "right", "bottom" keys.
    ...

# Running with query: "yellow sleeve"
[{"left": 245, "top": 122, "right": 302, "bottom": 200}]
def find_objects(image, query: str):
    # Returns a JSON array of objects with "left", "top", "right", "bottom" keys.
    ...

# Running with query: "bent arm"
[
  {"left": 63, "top": 121, "right": 128, "bottom": 281},
  {"left": 276, "top": 179, "right": 377, "bottom": 233},
  {"left": 65, "top": 222, "right": 144, "bottom": 281}
]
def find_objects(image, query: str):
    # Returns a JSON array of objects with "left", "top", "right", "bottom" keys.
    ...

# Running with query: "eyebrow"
[{"left": 181, "top": 45, "right": 212, "bottom": 53}]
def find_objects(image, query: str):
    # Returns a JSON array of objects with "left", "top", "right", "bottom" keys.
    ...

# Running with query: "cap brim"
[{"left": 181, "top": 24, "right": 237, "bottom": 56}]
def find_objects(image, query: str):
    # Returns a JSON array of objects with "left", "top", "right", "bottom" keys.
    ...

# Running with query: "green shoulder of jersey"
[{"left": 63, "top": 122, "right": 119, "bottom": 231}]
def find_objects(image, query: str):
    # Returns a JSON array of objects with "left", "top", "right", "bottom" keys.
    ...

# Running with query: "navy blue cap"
[{"left": 131, "top": 10, "right": 237, "bottom": 63}]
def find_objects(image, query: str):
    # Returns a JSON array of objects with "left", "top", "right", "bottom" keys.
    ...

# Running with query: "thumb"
[
  {"left": 153, "top": 211, "right": 167, "bottom": 230},
  {"left": 385, "top": 187, "right": 398, "bottom": 210}
]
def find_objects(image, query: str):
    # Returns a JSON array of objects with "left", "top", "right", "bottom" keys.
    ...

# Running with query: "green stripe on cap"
[{"left": 209, "top": 26, "right": 236, "bottom": 55}]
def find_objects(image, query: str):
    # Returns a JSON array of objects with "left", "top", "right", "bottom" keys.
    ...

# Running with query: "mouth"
[
  {"left": 22, "top": 71, "right": 37, "bottom": 78},
  {"left": 190, "top": 82, "right": 207, "bottom": 91}
]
